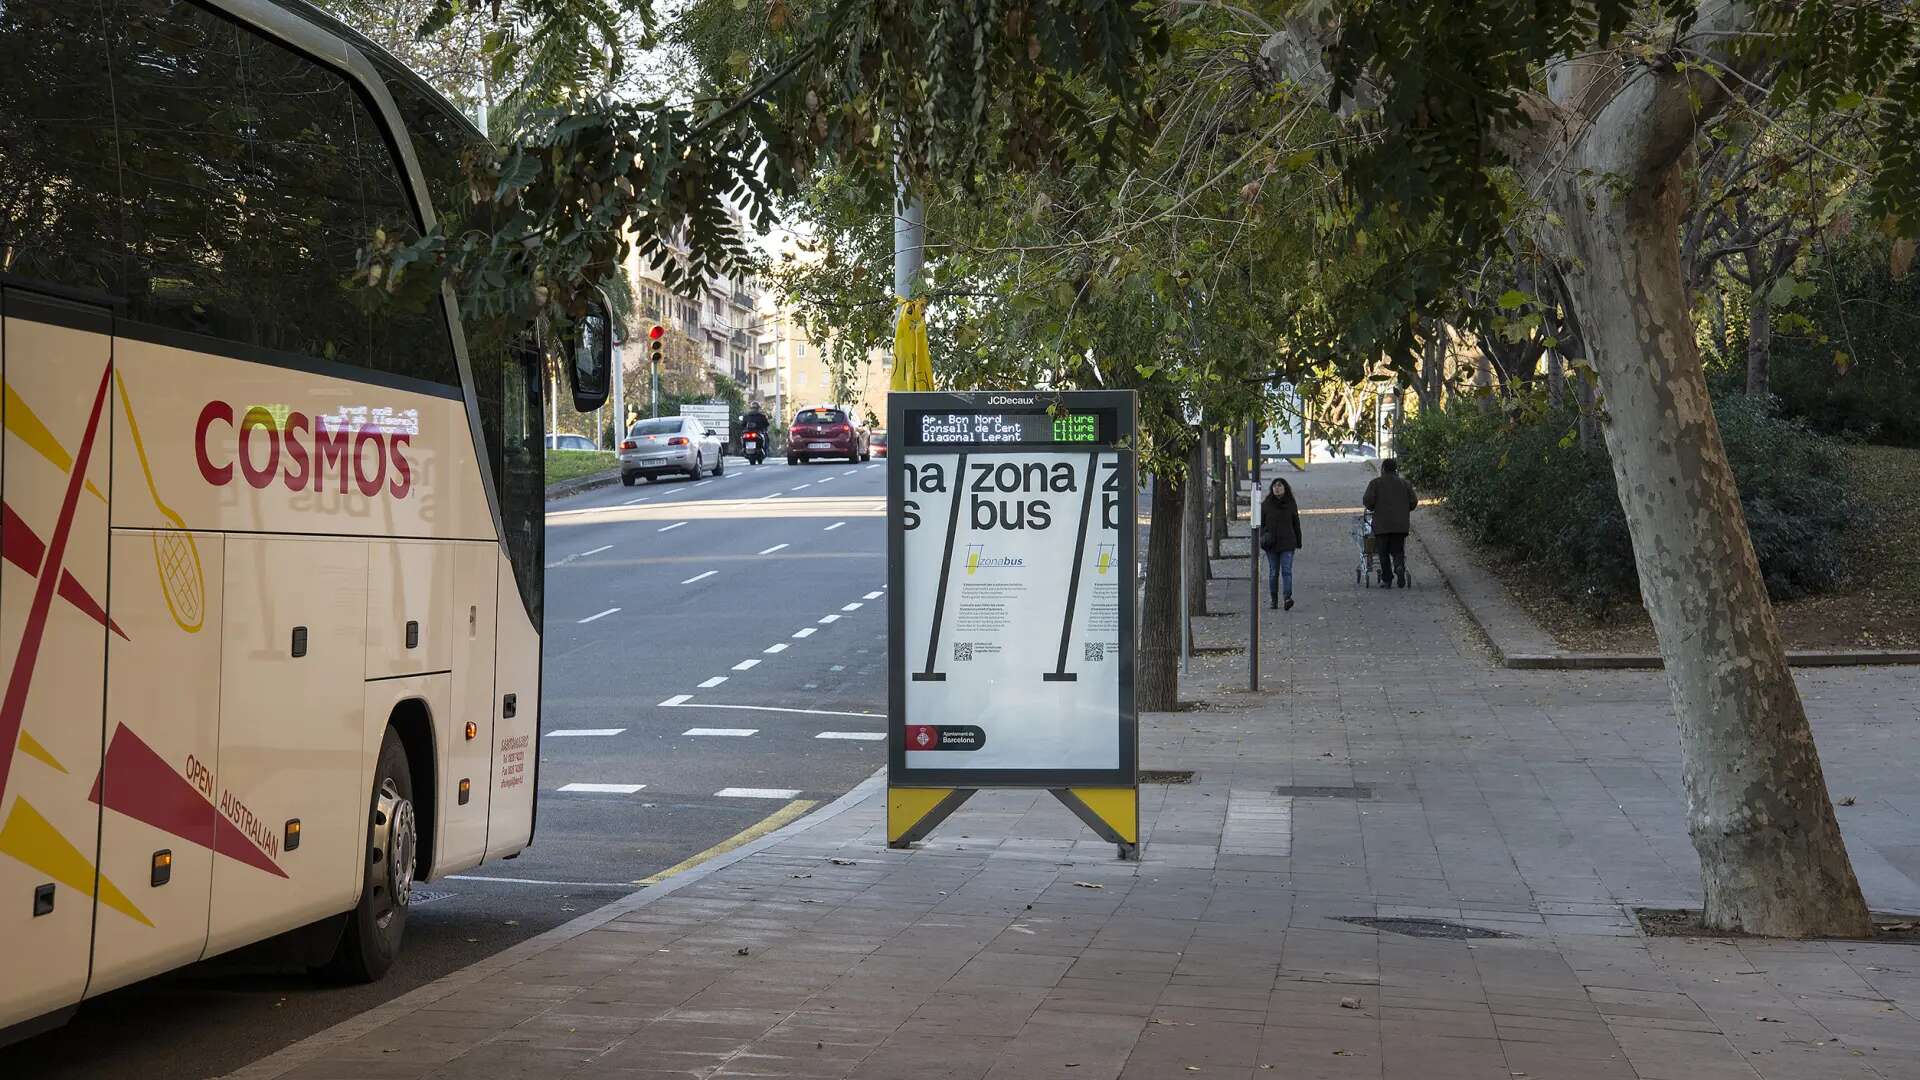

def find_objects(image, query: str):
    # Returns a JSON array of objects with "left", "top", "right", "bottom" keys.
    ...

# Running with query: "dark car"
[{"left": 787, "top": 407, "right": 869, "bottom": 465}]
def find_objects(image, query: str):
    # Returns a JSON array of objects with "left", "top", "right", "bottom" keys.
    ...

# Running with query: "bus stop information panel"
[{"left": 887, "top": 391, "right": 1138, "bottom": 796}]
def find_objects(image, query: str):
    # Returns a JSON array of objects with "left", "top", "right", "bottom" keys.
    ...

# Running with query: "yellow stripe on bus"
[
  {"left": 0, "top": 798, "right": 151, "bottom": 926},
  {"left": 2, "top": 381, "right": 107, "bottom": 503}
]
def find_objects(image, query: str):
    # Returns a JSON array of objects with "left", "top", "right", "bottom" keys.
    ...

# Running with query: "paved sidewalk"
[{"left": 234, "top": 462, "right": 1920, "bottom": 1080}]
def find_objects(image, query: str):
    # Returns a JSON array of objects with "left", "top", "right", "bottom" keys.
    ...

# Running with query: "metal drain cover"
[
  {"left": 1140, "top": 770, "right": 1196, "bottom": 784},
  {"left": 409, "top": 888, "right": 454, "bottom": 907},
  {"left": 1338, "top": 916, "right": 1509, "bottom": 939}
]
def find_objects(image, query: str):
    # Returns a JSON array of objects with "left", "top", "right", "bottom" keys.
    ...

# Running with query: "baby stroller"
[{"left": 1352, "top": 510, "right": 1411, "bottom": 588}]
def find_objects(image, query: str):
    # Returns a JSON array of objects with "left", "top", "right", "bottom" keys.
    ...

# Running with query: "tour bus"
[{"left": 0, "top": 0, "right": 609, "bottom": 1040}]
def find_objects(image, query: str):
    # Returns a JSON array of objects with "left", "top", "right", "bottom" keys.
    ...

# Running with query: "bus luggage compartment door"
[{"left": 206, "top": 536, "right": 368, "bottom": 958}]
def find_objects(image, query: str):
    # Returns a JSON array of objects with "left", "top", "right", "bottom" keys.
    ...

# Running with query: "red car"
[
  {"left": 787, "top": 406, "right": 870, "bottom": 464},
  {"left": 870, "top": 430, "right": 888, "bottom": 458}
]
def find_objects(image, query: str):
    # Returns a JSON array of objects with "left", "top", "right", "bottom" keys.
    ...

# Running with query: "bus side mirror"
[{"left": 569, "top": 303, "right": 612, "bottom": 412}]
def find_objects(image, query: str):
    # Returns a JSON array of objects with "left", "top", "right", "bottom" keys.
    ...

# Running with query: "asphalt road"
[{"left": 2, "top": 455, "right": 891, "bottom": 1079}]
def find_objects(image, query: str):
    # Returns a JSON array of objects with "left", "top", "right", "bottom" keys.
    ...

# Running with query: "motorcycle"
[{"left": 740, "top": 429, "right": 767, "bottom": 465}]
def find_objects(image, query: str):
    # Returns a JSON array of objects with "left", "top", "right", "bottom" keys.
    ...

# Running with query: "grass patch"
[{"left": 545, "top": 450, "right": 618, "bottom": 487}]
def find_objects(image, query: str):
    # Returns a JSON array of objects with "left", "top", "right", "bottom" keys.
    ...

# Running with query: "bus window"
[
  {"left": 106, "top": 0, "right": 456, "bottom": 388},
  {"left": 0, "top": 3, "right": 120, "bottom": 295},
  {"left": 497, "top": 346, "right": 544, "bottom": 623}
]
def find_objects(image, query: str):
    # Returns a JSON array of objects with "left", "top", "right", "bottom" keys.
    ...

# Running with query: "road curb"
[
  {"left": 218, "top": 767, "right": 887, "bottom": 1080},
  {"left": 543, "top": 467, "right": 622, "bottom": 501}
]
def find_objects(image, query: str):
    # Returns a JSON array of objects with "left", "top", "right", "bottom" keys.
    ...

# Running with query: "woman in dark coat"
[{"left": 1259, "top": 477, "right": 1303, "bottom": 610}]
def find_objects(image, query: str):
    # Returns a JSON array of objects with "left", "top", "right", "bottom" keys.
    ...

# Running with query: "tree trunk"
[
  {"left": 1545, "top": 349, "right": 1566, "bottom": 406},
  {"left": 1186, "top": 439, "right": 1211, "bottom": 615},
  {"left": 1210, "top": 432, "right": 1228, "bottom": 559},
  {"left": 1138, "top": 470, "right": 1185, "bottom": 712},
  {"left": 1552, "top": 156, "right": 1869, "bottom": 938},
  {"left": 1745, "top": 287, "right": 1771, "bottom": 397},
  {"left": 1228, "top": 436, "right": 1245, "bottom": 520}
]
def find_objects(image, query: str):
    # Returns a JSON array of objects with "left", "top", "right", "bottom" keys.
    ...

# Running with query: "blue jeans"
[{"left": 1265, "top": 549, "right": 1294, "bottom": 603}]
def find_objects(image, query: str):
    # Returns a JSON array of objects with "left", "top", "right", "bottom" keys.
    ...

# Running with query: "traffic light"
[{"left": 647, "top": 323, "right": 665, "bottom": 368}]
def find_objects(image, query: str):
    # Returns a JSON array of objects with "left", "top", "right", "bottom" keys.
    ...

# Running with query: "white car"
[
  {"left": 619, "top": 416, "right": 725, "bottom": 484},
  {"left": 546, "top": 433, "right": 598, "bottom": 452}
]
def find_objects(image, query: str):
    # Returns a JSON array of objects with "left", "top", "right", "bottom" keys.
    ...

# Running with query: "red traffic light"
[{"left": 648, "top": 324, "right": 665, "bottom": 341}]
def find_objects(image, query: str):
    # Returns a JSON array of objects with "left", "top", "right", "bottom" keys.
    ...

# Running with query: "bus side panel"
[
  {"left": 206, "top": 537, "right": 368, "bottom": 959},
  {"left": 89, "top": 530, "right": 225, "bottom": 997},
  {"left": 483, "top": 551, "right": 539, "bottom": 860},
  {"left": 434, "top": 541, "right": 499, "bottom": 877},
  {"left": 365, "top": 540, "right": 453, "bottom": 680},
  {"left": 0, "top": 305, "right": 112, "bottom": 1030}
]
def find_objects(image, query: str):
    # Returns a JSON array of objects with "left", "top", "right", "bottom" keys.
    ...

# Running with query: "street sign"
[{"left": 886, "top": 390, "right": 1139, "bottom": 856}]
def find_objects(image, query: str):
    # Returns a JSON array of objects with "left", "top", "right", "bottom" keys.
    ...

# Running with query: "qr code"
[
  {"left": 952, "top": 642, "right": 973, "bottom": 662},
  {"left": 1084, "top": 642, "right": 1105, "bottom": 662}
]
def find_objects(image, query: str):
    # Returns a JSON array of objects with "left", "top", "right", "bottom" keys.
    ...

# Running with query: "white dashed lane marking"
[
  {"left": 579, "top": 545, "right": 612, "bottom": 558},
  {"left": 693, "top": 480, "right": 714, "bottom": 487},
  {"left": 684, "top": 728, "right": 757, "bottom": 737},
  {"left": 559, "top": 783, "right": 646, "bottom": 794},
  {"left": 658, "top": 521, "right": 688, "bottom": 532},
  {"left": 841, "top": 602, "right": 863, "bottom": 612},
  {"left": 758, "top": 543, "right": 789, "bottom": 555},
  {"left": 842, "top": 469, "right": 858, "bottom": 476},
  {"left": 764, "top": 643, "right": 789, "bottom": 654},
  {"left": 544, "top": 728, "right": 626, "bottom": 737},
  {"left": 863, "top": 591, "right": 883, "bottom": 600},
  {"left": 792, "top": 627, "right": 817, "bottom": 638},
  {"left": 715, "top": 787, "right": 801, "bottom": 799},
  {"left": 790, "top": 483, "right": 812, "bottom": 491},
  {"left": 731, "top": 659, "right": 761, "bottom": 671},
  {"left": 818, "top": 614, "right": 840, "bottom": 624},
  {"left": 656, "top": 700, "right": 879, "bottom": 719},
  {"left": 760, "top": 492, "right": 783, "bottom": 501},
  {"left": 658, "top": 694, "right": 693, "bottom": 707},
  {"left": 681, "top": 570, "right": 718, "bottom": 584},
  {"left": 816, "top": 731, "right": 885, "bottom": 741},
  {"left": 697, "top": 676, "right": 728, "bottom": 688},
  {"left": 823, "top": 521, "right": 846, "bottom": 531},
  {"left": 578, "top": 608, "right": 620, "bottom": 624}
]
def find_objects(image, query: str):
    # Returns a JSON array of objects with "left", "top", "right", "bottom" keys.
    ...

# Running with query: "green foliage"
[
  {"left": 359, "top": 0, "right": 1171, "bottom": 351},
  {"left": 1400, "top": 394, "right": 1863, "bottom": 611},
  {"left": 1709, "top": 242, "right": 1920, "bottom": 446}
]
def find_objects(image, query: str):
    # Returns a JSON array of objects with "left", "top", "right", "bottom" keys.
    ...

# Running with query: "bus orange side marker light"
[
  {"left": 458, "top": 779, "right": 471, "bottom": 806},
  {"left": 465, "top": 722, "right": 478, "bottom": 741},
  {"left": 151, "top": 850, "right": 172, "bottom": 887},
  {"left": 284, "top": 820, "right": 301, "bottom": 852}
]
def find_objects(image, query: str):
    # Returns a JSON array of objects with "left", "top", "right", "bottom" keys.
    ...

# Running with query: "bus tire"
[{"left": 319, "top": 728, "right": 416, "bottom": 983}]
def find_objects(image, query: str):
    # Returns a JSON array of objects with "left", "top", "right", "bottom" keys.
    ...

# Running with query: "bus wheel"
[{"left": 319, "top": 728, "right": 415, "bottom": 983}]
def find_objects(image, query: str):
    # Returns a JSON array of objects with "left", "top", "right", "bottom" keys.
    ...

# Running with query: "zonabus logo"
[{"left": 196, "top": 402, "right": 414, "bottom": 498}]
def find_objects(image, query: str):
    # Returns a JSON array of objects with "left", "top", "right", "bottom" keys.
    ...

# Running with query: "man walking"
[{"left": 1363, "top": 459, "right": 1418, "bottom": 588}]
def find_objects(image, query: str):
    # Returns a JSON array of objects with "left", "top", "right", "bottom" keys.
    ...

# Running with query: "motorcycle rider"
[{"left": 740, "top": 400, "right": 771, "bottom": 461}]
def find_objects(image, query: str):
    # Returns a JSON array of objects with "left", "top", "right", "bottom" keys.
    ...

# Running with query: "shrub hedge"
[{"left": 1397, "top": 393, "right": 1862, "bottom": 611}]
